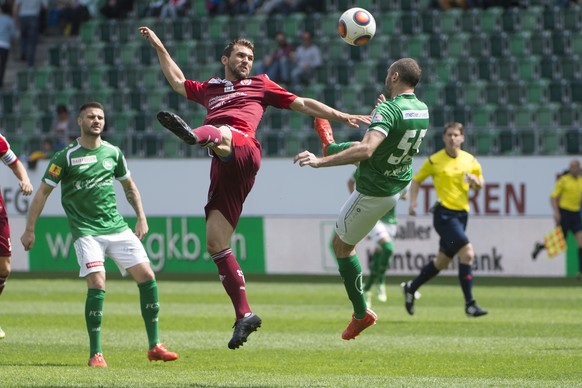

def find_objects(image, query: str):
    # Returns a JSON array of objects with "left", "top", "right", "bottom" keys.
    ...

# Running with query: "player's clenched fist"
[{"left": 293, "top": 151, "right": 321, "bottom": 168}]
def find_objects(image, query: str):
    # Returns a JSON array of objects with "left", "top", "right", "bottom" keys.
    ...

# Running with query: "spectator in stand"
[
  {"left": 289, "top": 31, "right": 321, "bottom": 87},
  {"left": 52, "top": 104, "right": 76, "bottom": 150},
  {"left": 214, "top": 0, "right": 259, "bottom": 16},
  {"left": 0, "top": 2, "right": 15, "bottom": 88},
  {"left": 99, "top": 0, "right": 133, "bottom": 19},
  {"left": 146, "top": 0, "right": 188, "bottom": 19},
  {"left": 13, "top": 0, "right": 47, "bottom": 67},
  {"left": 254, "top": 31, "right": 294, "bottom": 85},
  {"left": 59, "top": 0, "right": 90, "bottom": 36}
]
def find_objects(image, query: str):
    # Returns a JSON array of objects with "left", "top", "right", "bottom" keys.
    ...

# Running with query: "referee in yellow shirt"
[
  {"left": 402, "top": 122, "right": 488, "bottom": 317},
  {"left": 532, "top": 160, "right": 582, "bottom": 278}
]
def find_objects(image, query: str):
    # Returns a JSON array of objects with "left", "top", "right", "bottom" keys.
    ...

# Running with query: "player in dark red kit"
[
  {"left": 139, "top": 26, "right": 370, "bottom": 349},
  {"left": 0, "top": 133, "right": 33, "bottom": 339}
]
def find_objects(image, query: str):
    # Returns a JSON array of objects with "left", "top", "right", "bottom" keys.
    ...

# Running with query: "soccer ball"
[{"left": 337, "top": 7, "right": 376, "bottom": 46}]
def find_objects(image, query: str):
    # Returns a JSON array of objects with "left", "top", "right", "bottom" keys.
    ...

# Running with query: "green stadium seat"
[
  {"left": 540, "top": 55, "right": 559, "bottom": 80},
  {"left": 480, "top": 7, "right": 503, "bottom": 33},
  {"left": 514, "top": 104, "right": 536, "bottom": 128},
  {"left": 35, "top": 90, "right": 54, "bottom": 112},
  {"left": 456, "top": 57, "right": 477, "bottom": 82},
  {"left": 572, "top": 80, "right": 582, "bottom": 103},
  {"left": 463, "top": 80, "right": 485, "bottom": 105},
  {"left": 564, "top": 4, "right": 582, "bottom": 30},
  {"left": 1, "top": 91, "right": 17, "bottom": 114},
  {"left": 444, "top": 81, "right": 460, "bottom": 106},
  {"left": 497, "top": 56, "right": 517, "bottom": 81},
  {"left": 501, "top": 6, "right": 519, "bottom": 32},
  {"left": 558, "top": 103, "right": 579, "bottom": 127},
  {"left": 430, "top": 105, "right": 450, "bottom": 128},
  {"left": 338, "top": 84, "right": 362, "bottom": 111},
  {"left": 508, "top": 31, "right": 532, "bottom": 57},
  {"left": 498, "top": 128, "right": 516, "bottom": 154},
  {"left": 560, "top": 54, "right": 581, "bottom": 80},
  {"left": 531, "top": 31, "right": 552, "bottom": 56},
  {"left": 494, "top": 105, "right": 514, "bottom": 128},
  {"left": 460, "top": 8, "right": 479, "bottom": 33},
  {"left": 439, "top": 8, "right": 462, "bottom": 34},
  {"left": 489, "top": 31, "right": 509, "bottom": 58},
  {"left": 526, "top": 78, "right": 549, "bottom": 104},
  {"left": 477, "top": 57, "right": 496, "bottom": 81},
  {"left": 506, "top": 79, "right": 526, "bottom": 105},
  {"left": 173, "top": 40, "right": 197, "bottom": 64},
  {"left": 468, "top": 32, "right": 489, "bottom": 58},
  {"left": 485, "top": 81, "right": 508, "bottom": 104},
  {"left": 16, "top": 69, "right": 32, "bottom": 91},
  {"left": 283, "top": 130, "right": 307, "bottom": 156},
  {"left": 540, "top": 127, "right": 564, "bottom": 154},
  {"left": 549, "top": 79, "right": 571, "bottom": 103},
  {"left": 420, "top": 9, "right": 436, "bottom": 34},
  {"left": 381, "top": 10, "right": 402, "bottom": 35},
  {"left": 434, "top": 58, "right": 457, "bottom": 83},
  {"left": 418, "top": 81, "right": 443, "bottom": 106},
  {"left": 535, "top": 103, "right": 559, "bottom": 128},
  {"left": 301, "top": 82, "right": 325, "bottom": 100},
  {"left": 551, "top": 30, "right": 569, "bottom": 56},
  {"left": 18, "top": 91, "right": 36, "bottom": 114},
  {"left": 407, "top": 34, "right": 429, "bottom": 59},
  {"left": 543, "top": 6, "right": 563, "bottom": 31},
  {"left": 565, "top": 129, "right": 580, "bottom": 154},
  {"left": 472, "top": 104, "right": 495, "bottom": 128},
  {"left": 20, "top": 112, "right": 42, "bottom": 135},
  {"left": 571, "top": 33, "right": 582, "bottom": 56},
  {"left": 451, "top": 104, "right": 471, "bottom": 127},
  {"left": 517, "top": 55, "right": 540, "bottom": 81},
  {"left": 288, "top": 111, "right": 308, "bottom": 131},
  {"left": 321, "top": 12, "right": 341, "bottom": 37},
  {"left": 171, "top": 18, "right": 191, "bottom": 41},
  {"left": 401, "top": 10, "right": 421, "bottom": 35},
  {"left": 446, "top": 32, "right": 468, "bottom": 58},
  {"left": 354, "top": 59, "right": 377, "bottom": 84},
  {"left": 428, "top": 33, "right": 446, "bottom": 59},
  {"left": 99, "top": 19, "right": 119, "bottom": 43},
  {"left": 520, "top": 6, "right": 543, "bottom": 31},
  {"left": 474, "top": 128, "right": 498, "bottom": 155},
  {"left": 282, "top": 13, "right": 305, "bottom": 40},
  {"left": 518, "top": 129, "right": 537, "bottom": 155},
  {"left": 80, "top": 19, "right": 100, "bottom": 44}
]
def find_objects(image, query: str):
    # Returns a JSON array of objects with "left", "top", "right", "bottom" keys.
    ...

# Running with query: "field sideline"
[{"left": 1, "top": 275, "right": 581, "bottom": 387}]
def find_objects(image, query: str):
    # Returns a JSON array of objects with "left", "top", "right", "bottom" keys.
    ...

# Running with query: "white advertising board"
[
  {"left": 0, "top": 156, "right": 575, "bottom": 217},
  {"left": 265, "top": 216, "right": 564, "bottom": 277}
]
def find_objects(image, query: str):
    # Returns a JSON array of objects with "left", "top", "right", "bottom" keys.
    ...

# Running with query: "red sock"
[
  {"left": 212, "top": 249, "right": 251, "bottom": 320},
  {"left": 193, "top": 125, "right": 222, "bottom": 146}
]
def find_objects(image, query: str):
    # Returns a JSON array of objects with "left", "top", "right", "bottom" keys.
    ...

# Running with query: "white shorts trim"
[
  {"left": 336, "top": 188, "right": 406, "bottom": 246},
  {"left": 74, "top": 229, "right": 149, "bottom": 278}
]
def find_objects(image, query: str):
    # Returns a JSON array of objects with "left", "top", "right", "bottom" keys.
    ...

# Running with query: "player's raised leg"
[{"left": 157, "top": 111, "right": 222, "bottom": 147}]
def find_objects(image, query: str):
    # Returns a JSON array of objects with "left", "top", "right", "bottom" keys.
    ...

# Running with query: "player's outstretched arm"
[
  {"left": 139, "top": 26, "right": 187, "bottom": 97},
  {"left": 8, "top": 159, "right": 33, "bottom": 195},
  {"left": 289, "top": 97, "right": 370, "bottom": 128},
  {"left": 120, "top": 178, "right": 148, "bottom": 240},
  {"left": 21, "top": 182, "right": 54, "bottom": 251}
]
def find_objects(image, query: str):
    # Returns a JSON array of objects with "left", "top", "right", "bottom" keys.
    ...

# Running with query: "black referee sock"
[
  {"left": 410, "top": 261, "right": 439, "bottom": 291},
  {"left": 459, "top": 263, "right": 474, "bottom": 303}
]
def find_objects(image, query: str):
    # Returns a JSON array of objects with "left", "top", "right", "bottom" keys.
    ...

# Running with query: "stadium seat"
[
  {"left": 337, "top": 83, "right": 361, "bottom": 110},
  {"left": 439, "top": 8, "right": 462, "bottom": 34},
  {"left": 401, "top": 10, "right": 421, "bottom": 35},
  {"left": 354, "top": 59, "right": 377, "bottom": 84},
  {"left": 408, "top": 34, "right": 429, "bottom": 59},
  {"left": 444, "top": 81, "right": 461, "bottom": 106},
  {"left": 543, "top": 6, "right": 563, "bottom": 31},
  {"left": 456, "top": 57, "right": 477, "bottom": 82},
  {"left": 514, "top": 104, "right": 536, "bottom": 128},
  {"left": 501, "top": 6, "right": 519, "bottom": 33},
  {"left": 479, "top": 7, "right": 503, "bottom": 33},
  {"left": 1, "top": 91, "right": 17, "bottom": 114},
  {"left": 417, "top": 81, "right": 443, "bottom": 106},
  {"left": 572, "top": 80, "right": 582, "bottom": 103},
  {"left": 526, "top": 79, "right": 549, "bottom": 104},
  {"left": 282, "top": 13, "right": 305, "bottom": 40},
  {"left": 477, "top": 57, "right": 496, "bottom": 81},
  {"left": 517, "top": 55, "right": 540, "bottom": 81},
  {"left": 451, "top": 104, "right": 471, "bottom": 127},
  {"left": 560, "top": 54, "right": 581, "bottom": 80},
  {"left": 518, "top": 129, "right": 537, "bottom": 155},
  {"left": 498, "top": 128, "right": 516, "bottom": 154},
  {"left": 474, "top": 128, "right": 498, "bottom": 155},
  {"left": 565, "top": 129, "right": 580, "bottom": 154},
  {"left": 571, "top": 33, "right": 582, "bottom": 56},
  {"left": 551, "top": 30, "right": 570, "bottom": 56},
  {"left": 484, "top": 80, "right": 506, "bottom": 104},
  {"left": 434, "top": 57, "right": 458, "bottom": 83},
  {"left": 509, "top": 31, "right": 532, "bottom": 57},
  {"left": 472, "top": 104, "right": 495, "bottom": 129},
  {"left": 494, "top": 105, "right": 514, "bottom": 128},
  {"left": 463, "top": 80, "right": 485, "bottom": 105},
  {"left": 430, "top": 105, "right": 450, "bottom": 128},
  {"left": 558, "top": 103, "right": 580, "bottom": 127},
  {"left": 531, "top": 31, "right": 552, "bottom": 56},
  {"left": 520, "top": 6, "right": 543, "bottom": 31},
  {"left": 549, "top": 79, "right": 571, "bottom": 103},
  {"left": 33, "top": 66, "right": 53, "bottom": 90},
  {"left": 539, "top": 127, "right": 564, "bottom": 154},
  {"left": 283, "top": 130, "right": 307, "bottom": 156},
  {"left": 564, "top": 4, "right": 582, "bottom": 30},
  {"left": 428, "top": 33, "right": 446, "bottom": 59},
  {"left": 80, "top": 19, "right": 100, "bottom": 44},
  {"left": 468, "top": 32, "right": 490, "bottom": 58},
  {"left": 506, "top": 79, "right": 526, "bottom": 105},
  {"left": 535, "top": 103, "right": 559, "bottom": 128},
  {"left": 497, "top": 56, "right": 517, "bottom": 81},
  {"left": 420, "top": 9, "right": 437, "bottom": 34},
  {"left": 381, "top": 10, "right": 402, "bottom": 35},
  {"left": 446, "top": 32, "right": 469, "bottom": 58},
  {"left": 460, "top": 8, "right": 479, "bottom": 33},
  {"left": 489, "top": 31, "right": 509, "bottom": 58}
]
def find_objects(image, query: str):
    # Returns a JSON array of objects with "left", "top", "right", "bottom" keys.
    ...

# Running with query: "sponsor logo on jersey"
[
  {"left": 48, "top": 163, "right": 62, "bottom": 177},
  {"left": 224, "top": 81, "right": 234, "bottom": 92},
  {"left": 86, "top": 261, "right": 104, "bottom": 269},
  {"left": 71, "top": 155, "right": 97, "bottom": 166},
  {"left": 102, "top": 159, "right": 114, "bottom": 170},
  {"left": 402, "top": 110, "right": 429, "bottom": 120}
]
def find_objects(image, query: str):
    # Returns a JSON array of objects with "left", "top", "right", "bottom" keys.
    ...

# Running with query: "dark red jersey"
[{"left": 184, "top": 74, "right": 298, "bottom": 139}]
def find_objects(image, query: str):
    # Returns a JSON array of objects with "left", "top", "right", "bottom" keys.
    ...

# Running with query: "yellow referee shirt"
[
  {"left": 413, "top": 149, "right": 483, "bottom": 212},
  {"left": 551, "top": 174, "right": 582, "bottom": 212}
]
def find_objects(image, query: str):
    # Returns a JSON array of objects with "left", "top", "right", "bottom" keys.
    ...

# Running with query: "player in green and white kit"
[
  {"left": 20, "top": 102, "right": 178, "bottom": 367},
  {"left": 295, "top": 58, "right": 428, "bottom": 340}
]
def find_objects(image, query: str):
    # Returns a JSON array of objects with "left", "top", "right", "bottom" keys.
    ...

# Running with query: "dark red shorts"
[
  {"left": 0, "top": 195, "right": 11, "bottom": 256},
  {"left": 205, "top": 129, "right": 262, "bottom": 228}
]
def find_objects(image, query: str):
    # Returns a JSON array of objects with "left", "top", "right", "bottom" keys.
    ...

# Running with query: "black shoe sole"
[
  {"left": 156, "top": 111, "right": 198, "bottom": 145},
  {"left": 228, "top": 316, "right": 262, "bottom": 350}
]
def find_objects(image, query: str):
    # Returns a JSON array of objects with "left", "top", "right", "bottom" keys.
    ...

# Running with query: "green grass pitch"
[{"left": 1, "top": 275, "right": 581, "bottom": 387}]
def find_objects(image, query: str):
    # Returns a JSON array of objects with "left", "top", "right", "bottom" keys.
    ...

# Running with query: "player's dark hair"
[
  {"left": 223, "top": 38, "right": 255, "bottom": 58},
  {"left": 443, "top": 122, "right": 464, "bottom": 135},
  {"left": 392, "top": 58, "right": 421, "bottom": 87},
  {"left": 79, "top": 101, "right": 104, "bottom": 113}
]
